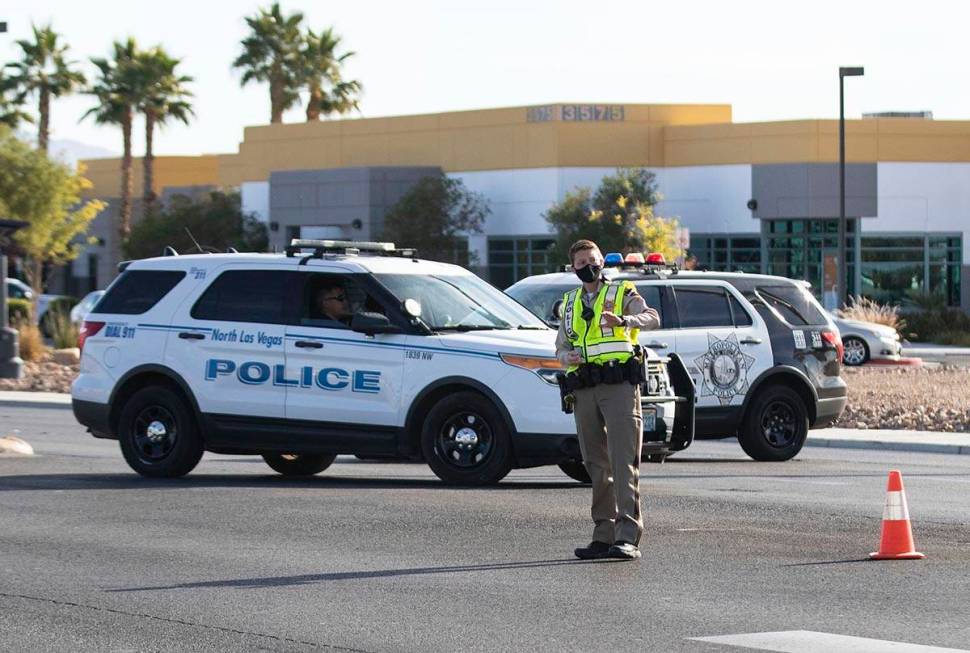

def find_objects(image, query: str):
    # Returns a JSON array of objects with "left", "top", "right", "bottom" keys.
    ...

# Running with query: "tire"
[
  {"left": 739, "top": 386, "right": 809, "bottom": 462},
  {"left": 842, "top": 336, "right": 869, "bottom": 366},
  {"left": 420, "top": 391, "right": 513, "bottom": 486},
  {"left": 558, "top": 460, "right": 591, "bottom": 483},
  {"left": 262, "top": 453, "right": 336, "bottom": 476},
  {"left": 118, "top": 386, "right": 204, "bottom": 477}
]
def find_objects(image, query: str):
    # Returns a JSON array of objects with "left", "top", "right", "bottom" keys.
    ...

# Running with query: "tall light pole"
[{"left": 839, "top": 66, "right": 864, "bottom": 308}]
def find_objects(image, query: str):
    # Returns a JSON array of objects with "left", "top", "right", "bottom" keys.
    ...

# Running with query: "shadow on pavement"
[
  {"left": 0, "top": 473, "right": 583, "bottom": 492},
  {"left": 783, "top": 558, "right": 872, "bottom": 567},
  {"left": 106, "top": 558, "right": 628, "bottom": 592}
]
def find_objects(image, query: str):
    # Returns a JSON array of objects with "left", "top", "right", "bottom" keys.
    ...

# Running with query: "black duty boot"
[
  {"left": 574, "top": 541, "right": 612, "bottom": 560},
  {"left": 607, "top": 541, "right": 641, "bottom": 560}
]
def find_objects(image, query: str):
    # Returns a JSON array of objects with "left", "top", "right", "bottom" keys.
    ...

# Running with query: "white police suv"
[
  {"left": 506, "top": 253, "right": 848, "bottom": 462},
  {"left": 71, "top": 241, "right": 683, "bottom": 485}
]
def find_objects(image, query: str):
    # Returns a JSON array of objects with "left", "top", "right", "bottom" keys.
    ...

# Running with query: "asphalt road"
[{"left": 2, "top": 405, "right": 969, "bottom": 653}]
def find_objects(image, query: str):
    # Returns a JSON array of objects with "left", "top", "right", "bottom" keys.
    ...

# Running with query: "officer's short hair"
[{"left": 569, "top": 239, "right": 600, "bottom": 264}]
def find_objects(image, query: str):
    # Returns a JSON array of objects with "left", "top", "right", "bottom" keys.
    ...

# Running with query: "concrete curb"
[
  {"left": 806, "top": 437, "right": 970, "bottom": 456},
  {"left": 0, "top": 391, "right": 72, "bottom": 410}
]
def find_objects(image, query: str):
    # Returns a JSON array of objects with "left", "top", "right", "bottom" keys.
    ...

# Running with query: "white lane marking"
[{"left": 691, "top": 630, "right": 969, "bottom": 652}]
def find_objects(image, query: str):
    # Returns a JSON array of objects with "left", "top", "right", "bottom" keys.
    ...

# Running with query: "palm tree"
[
  {"left": 83, "top": 38, "right": 144, "bottom": 243},
  {"left": 301, "top": 28, "right": 361, "bottom": 121},
  {"left": 232, "top": 3, "right": 304, "bottom": 124},
  {"left": 5, "top": 24, "right": 86, "bottom": 153},
  {"left": 0, "top": 71, "right": 32, "bottom": 128},
  {"left": 137, "top": 47, "right": 194, "bottom": 216}
]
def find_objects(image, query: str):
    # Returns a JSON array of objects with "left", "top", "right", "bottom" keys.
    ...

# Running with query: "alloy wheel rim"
[{"left": 844, "top": 339, "right": 866, "bottom": 365}]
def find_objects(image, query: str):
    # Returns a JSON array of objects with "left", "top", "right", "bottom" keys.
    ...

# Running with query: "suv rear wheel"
[
  {"left": 421, "top": 392, "right": 512, "bottom": 485},
  {"left": 118, "top": 386, "right": 204, "bottom": 477},
  {"left": 262, "top": 453, "right": 336, "bottom": 476},
  {"left": 739, "top": 386, "right": 809, "bottom": 461}
]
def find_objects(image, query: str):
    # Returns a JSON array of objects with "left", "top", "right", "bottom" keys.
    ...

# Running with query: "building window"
[
  {"left": 861, "top": 234, "right": 962, "bottom": 307},
  {"left": 688, "top": 233, "right": 762, "bottom": 273},
  {"left": 487, "top": 237, "right": 556, "bottom": 289},
  {"left": 763, "top": 219, "right": 858, "bottom": 305}
]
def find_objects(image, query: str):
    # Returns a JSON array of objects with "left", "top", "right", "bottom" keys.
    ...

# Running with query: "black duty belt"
[{"left": 557, "top": 354, "right": 645, "bottom": 393}]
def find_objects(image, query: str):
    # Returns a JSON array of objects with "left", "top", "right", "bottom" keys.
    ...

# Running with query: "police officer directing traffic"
[{"left": 555, "top": 239, "right": 660, "bottom": 561}]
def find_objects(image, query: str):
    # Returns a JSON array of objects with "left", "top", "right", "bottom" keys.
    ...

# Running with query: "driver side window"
[{"left": 300, "top": 273, "right": 384, "bottom": 330}]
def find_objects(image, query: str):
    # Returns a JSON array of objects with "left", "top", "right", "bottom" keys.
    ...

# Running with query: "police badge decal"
[{"left": 692, "top": 332, "right": 756, "bottom": 405}]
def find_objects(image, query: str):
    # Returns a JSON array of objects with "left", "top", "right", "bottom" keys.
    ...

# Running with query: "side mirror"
[
  {"left": 546, "top": 299, "right": 563, "bottom": 327},
  {"left": 351, "top": 312, "right": 403, "bottom": 335}
]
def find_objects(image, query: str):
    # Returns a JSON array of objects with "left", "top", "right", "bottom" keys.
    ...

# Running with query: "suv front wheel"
[
  {"left": 739, "top": 386, "right": 809, "bottom": 461},
  {"left": 421, "top": 392, "right": 513, "bottom": 485},
  {"left": 118, "top": 386, "right": 204, "bottom": 477}
]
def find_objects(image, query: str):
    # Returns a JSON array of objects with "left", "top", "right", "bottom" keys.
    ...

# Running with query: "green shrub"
[
  {"left": 48, "top": 309, "right": 80, "bottom": 349},
  {"left": 900, "top": 308, "right": 970, "bottom": 343},
  {"left": 7, "top": 298, "right": 31, "bottom": 326}
]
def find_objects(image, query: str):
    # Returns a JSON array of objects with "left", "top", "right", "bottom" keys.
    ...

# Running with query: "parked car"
[
  {"left": 6, "top": 278, "right": 33, "bottom": 301},
  {"left": 70, "top": 290, "right": 106, "bottom": 326},
  {"left": 5, "top": 278, "right": 67, "bottom": 331},
  {"left": 826, "top": 310, "right": 902, "bottom": 366},
  {"left": 506, "top": 254, "right": 847, "bottom": 462}
]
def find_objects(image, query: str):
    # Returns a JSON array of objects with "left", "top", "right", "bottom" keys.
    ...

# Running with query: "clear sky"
[{"left": 2, "top": 0, "right": 964, "bottom": 158}]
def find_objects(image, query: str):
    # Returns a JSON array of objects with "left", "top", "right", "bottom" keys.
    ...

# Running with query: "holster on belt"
[{"left": 556, "top": 373, "right": 574, "bottom": 414}]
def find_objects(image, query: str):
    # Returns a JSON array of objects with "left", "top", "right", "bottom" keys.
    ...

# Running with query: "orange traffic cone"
[{"left": 870, "top": 470, "right": 925, "bottom": 560}]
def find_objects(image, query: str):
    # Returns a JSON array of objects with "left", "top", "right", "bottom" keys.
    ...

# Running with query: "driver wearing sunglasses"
[{"left": 315, "top": 280, "right": 353, "bottom": 326}]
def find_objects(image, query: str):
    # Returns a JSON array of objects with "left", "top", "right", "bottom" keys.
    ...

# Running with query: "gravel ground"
[
  {"left": 2, "top": 358, "right": 968, "bottom": 432},
  {"left": 0, "top": 353, "right": 79, "bottom": 393},
  {"left": 836, "top": 366, "right": 970, "bottom": 432}
]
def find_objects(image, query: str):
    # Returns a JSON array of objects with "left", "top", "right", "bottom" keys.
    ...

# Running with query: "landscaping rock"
[{"left": 51, "top": 348, "right": 81, "bottom": 366}]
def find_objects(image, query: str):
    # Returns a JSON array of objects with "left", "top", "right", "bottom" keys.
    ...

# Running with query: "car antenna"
[{"left": 184, "top": 227, "right": 206, "bottom": 254}]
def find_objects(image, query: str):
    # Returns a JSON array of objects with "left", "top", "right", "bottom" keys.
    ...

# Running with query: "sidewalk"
[
  {"left": 2, "top": 390, "right": 970, "bottom": 456},
  {"left": 807, "top": 428, "right": 970, "bottom": 455},
  {"left": 902, "top": 342, "right": 970, "bottom": 365}
]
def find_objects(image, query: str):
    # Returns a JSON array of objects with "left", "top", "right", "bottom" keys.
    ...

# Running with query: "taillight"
[
  {"left": 78, "top": 321, "right": 105, "bottom": 354},
  {"left": 821, "top": 329, "right": 843, "bottom": 362}
]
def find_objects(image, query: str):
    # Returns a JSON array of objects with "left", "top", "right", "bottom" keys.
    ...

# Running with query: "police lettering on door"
[{"left": 204, "top": 359, "right": 381, "bottom": 393}]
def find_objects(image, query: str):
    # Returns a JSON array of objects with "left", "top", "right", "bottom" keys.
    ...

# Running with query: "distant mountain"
[
  {"left": 14, "top": 131, "right": 118, "bottom": 165},
  {"left": 49, "top": 139, "right": 118, "bottom": 166}
]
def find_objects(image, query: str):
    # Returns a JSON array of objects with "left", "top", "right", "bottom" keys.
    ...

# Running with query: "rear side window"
[
  {"left": 94, "top": 270, "right": 185, "bottom": 315},
  {"left": 633, "top": 284, "right": 665, "bottom": 327},
  {"left": 757, "top": 284, "right": 827, "bottom": 326},
  {"left": 192, "top": 270, "right": 291, "bottom": 324},
  {"left": 674, "top": 287, "right": 733, "bottom": 328},
  {"left": 728, "top": 294, "right": 753, "bottom": 327}
]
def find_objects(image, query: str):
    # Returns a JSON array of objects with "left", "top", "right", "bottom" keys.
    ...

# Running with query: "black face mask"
[{"left": 574, "top": 264, "right": 602, "bottom": 284}]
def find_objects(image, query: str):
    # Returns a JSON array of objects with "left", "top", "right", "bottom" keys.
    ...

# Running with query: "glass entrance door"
[{"left": 764, "top": 219, "right": 856, "bottom": 308}]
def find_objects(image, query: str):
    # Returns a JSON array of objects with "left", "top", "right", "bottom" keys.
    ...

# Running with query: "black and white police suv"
[
  {"left": 71, "top": 240, "right": 687, "bottom": 485},
  {"left": 506, "top": 253, "right": 848, "bottom": 462}
]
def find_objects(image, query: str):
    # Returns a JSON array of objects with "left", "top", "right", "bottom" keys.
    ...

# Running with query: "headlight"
[{"left": 501, "top": 354, "right": 563, "bottom": 385}]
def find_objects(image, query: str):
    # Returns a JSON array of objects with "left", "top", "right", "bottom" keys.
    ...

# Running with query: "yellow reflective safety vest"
[{"left": 563, "top": 281, "right": 640, "bottom": 373}]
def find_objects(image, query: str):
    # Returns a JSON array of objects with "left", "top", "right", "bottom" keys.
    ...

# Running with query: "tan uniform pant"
[{"left": 573, "top": 382, "right": 643, "bottom": 545}]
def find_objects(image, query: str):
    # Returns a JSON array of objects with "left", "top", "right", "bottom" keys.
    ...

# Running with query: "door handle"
[
  {"left": 645, "top": 341, "right": 668, "bottom": 349},
  {"left": 178, "top": 332, "right": 205, "bottom": 340},
  {"left": 294, "top": 340, "right": 323, "bottom": 349},
  {"left": 740, "top": 337, "right": 763, "bottom": 345}
]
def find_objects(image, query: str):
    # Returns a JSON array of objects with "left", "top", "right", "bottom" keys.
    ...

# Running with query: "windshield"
[
  {"left": 505, "top": 284, "right": 570, "bottom": 323},
  {"left": 375, "top": 273, "right": 549, "bottom": 330}
]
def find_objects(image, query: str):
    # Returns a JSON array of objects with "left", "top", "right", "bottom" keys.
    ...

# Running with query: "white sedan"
[{"left": 827, "top": 311, "right": 902, "bottom": 366}]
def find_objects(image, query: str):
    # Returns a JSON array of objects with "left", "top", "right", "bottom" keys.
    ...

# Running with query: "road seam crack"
[{"left": 0, "top": 591, "right": 376, "bottom": 652}]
